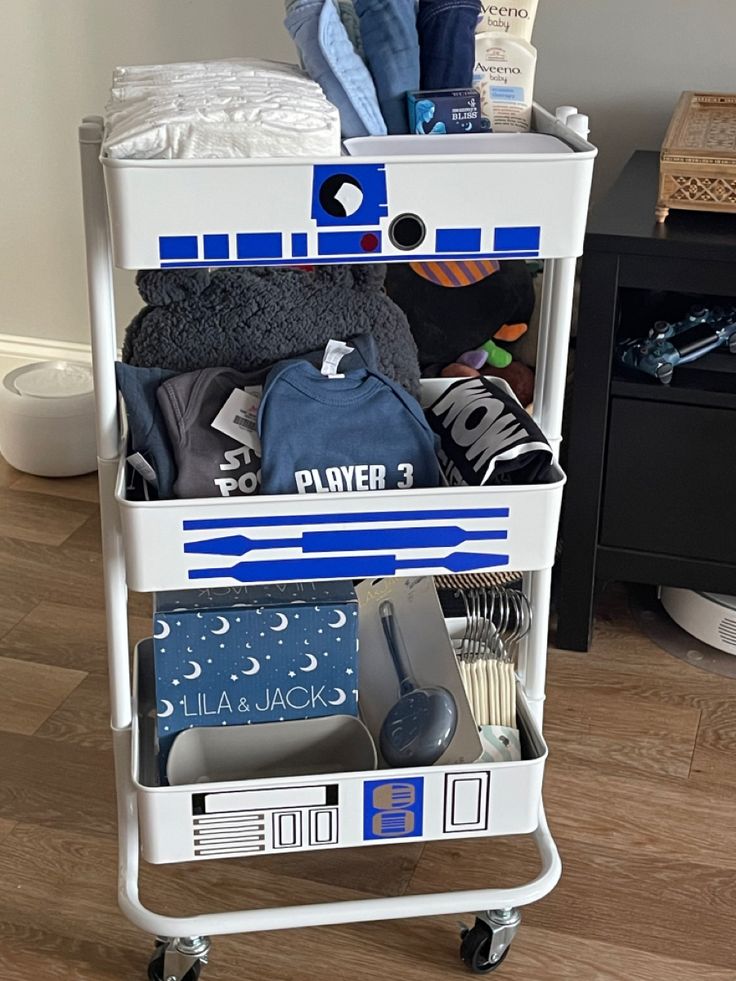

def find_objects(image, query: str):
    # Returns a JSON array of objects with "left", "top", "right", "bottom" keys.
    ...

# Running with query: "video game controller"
[{"left": 617, "top": 305, "right": 736, "bottom": 384}]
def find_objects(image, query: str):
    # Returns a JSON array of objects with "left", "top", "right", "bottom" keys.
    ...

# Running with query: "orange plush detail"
[
  {"left": 410, "top": 260, "right": 501, "bottom": 288},
  {"left": 494, "top": 322, "right": 528, "bottom": 343}
]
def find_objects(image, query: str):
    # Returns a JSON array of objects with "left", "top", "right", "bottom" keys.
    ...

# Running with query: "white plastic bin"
[
  {"left": 132, "top": 627, "right": 547, "bottom": 865},
  {"left": 117, "top": 378, "right": 565, "bottom": 591},
  {"left": 102, "top": 105, "right": 595, "bottom": 270}
]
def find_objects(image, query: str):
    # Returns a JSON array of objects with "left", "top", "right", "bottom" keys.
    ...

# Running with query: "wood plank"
[
  {"left": 10, "top": 471, "right": 99, "bottom": 504},
  {"left": 34, "top": 674, "right": 111, "bottom": 751},
  {"left": 0, "top": 487, "right": 93, "bottom": 546},
  {"left": 1, "top": 601, "right": 150, "bottom": 675},
  {"left": 544, "top": 682, "right": 701, "bottom": 779},
  {"left": 408, "top": 836, "right": 736, "bottom": 970},
  {"left": 689, "top": 742, "right": 736, "bottom": 794},
  {"left": 0, "top": 455, "right": 21, "bottom": 488},
  {"left": 543, "top": 758, "right": 736, "bottom": 870},
  {"left": 0, "top": 733, "right": 116, "bottom": 838},
  {"left": 0, "top": 655, "right": 86, "bottom": 736},
  {"left": 0, "top": 536, "right": 105, "bottom": 612},
  {"left": 0, "top": 819, "right": 16, "bottom": 845}
]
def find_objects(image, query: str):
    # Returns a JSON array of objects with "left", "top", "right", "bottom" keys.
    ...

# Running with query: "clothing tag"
[
  {"left": 321, "top": 339, "right": 355, "bottom": 379},
  {"left": 127, "top": 452, "right": 158, "bottom": 485},
  {"left": 211, "top": 389, "right": 261, "bottom": 452}
]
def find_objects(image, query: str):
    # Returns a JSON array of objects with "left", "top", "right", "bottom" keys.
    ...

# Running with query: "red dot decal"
[{"left": 361, "top": 233, "right": 380, "bottom": 252}]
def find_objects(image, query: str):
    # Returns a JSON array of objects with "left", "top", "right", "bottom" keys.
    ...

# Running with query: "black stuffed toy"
[
  {"left": 123, "top": 264, "right": 422, "bottom": 396},
  {"left": 385, "top": 260, "right": 536, "bottom": 370}
]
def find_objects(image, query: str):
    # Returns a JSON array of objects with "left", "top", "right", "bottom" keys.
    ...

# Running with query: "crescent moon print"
[
  {"left": 211, "top": 616, "right": 230, "bottom": 636},
  {"left": 153, "top": 620, "right": 170, "bottom": 640},
  {"left": 158, "top": 700, "right": 174, "bottom": 718},
  {"left": 300, "top": 653, "right": 319, "bottom": 673},
  {"left": 328, "top": 610, "right": 347, "bottom": 629},
  {"left": 270, "top": 613, "right": 289, "bottom": 632},
  {"left": 327, "top": 688, "right": 347, "bottom": 706},
  {"left": 183, "top": 661, "right": 202, "bottom": 680},
  {"left": 241, "top": 657, "right": 261, "bottom": 676}
]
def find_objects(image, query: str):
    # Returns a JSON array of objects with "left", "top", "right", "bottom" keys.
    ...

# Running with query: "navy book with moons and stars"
[{"left": 153, "top": 582, "right": 359, "bottom": 772}]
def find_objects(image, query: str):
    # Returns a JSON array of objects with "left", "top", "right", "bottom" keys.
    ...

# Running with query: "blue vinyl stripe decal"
[
  {"left": 183, "top": 507, "right": 510, "bottom": 532},
  {"left": 317, "top": 231, "right": 382, "bottom": 255},
  {"left": 291, "top": 232, "right": 309, "bottom": 258},
  {"left": 203, "top": 234, "right": 229, "bottom": 260},
  {"left": 436, "top": 228, "right": 482, "bottom": 253},
  {"left": 159, "top": 235, "right": 198, "bottom": 260},
  {"left": 161, "top": 251, "right": 539, "bottom": 269},
  {"left": 236, "top": 233, "right": 283, "bottom": 259},
  {"left": 494, "top": 226, "right": 541, "bottom": 252}
]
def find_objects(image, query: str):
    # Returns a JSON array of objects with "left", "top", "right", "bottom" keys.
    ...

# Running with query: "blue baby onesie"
[{"left": 258, "top": 361, "right": 440, "bottom": 495}]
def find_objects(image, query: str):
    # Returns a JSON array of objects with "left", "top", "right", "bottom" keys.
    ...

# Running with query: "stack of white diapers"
[{"left": 103, "top": 59, "right": 341, "bottom": 159}]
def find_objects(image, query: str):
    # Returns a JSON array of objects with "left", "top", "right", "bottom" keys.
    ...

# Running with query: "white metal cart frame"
[{"left": 80, "top": 107, "right": 595, "bottom": 980}]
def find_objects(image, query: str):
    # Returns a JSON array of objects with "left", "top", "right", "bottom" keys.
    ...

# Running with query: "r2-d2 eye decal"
[
  {"left": 312, "top": 164, "right": 388, "bottom": 228},
  {"left": 319, "top": 174, "right": 365, "bottom": 219}
]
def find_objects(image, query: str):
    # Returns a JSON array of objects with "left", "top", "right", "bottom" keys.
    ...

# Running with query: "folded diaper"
[
  {"left": 104, "top": 58, "right": 341, "bottom": 159},
  {"left": 354, "top": 0, "right": 420, "bottom": 134},
  {"left": 285, "top": 0, "right": 387, "bottom": 138},
  {"left": 417, "top": 0, "right": 482, "bottom": 90}
]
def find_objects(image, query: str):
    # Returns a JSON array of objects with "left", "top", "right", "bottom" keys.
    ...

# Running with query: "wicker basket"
[{"left": 657, "top": 91, "right": 736, "bottom": 223}]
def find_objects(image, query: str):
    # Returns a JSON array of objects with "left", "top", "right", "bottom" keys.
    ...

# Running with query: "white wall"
[{"left": 1, "top": 0, "right": 735, "bottom": 347}]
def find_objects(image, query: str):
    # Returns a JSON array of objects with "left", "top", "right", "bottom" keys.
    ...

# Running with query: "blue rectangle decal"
[
  {"left": 494, "top": 226, "right": 541, "bottom": 252},
  {"left": 363, "top": 778, "right": 424, "bottom": 840},
  {"left": 236, "top": 233, "right": 283, "bottom": 260},
  {"left": 203, "top": 234, "right": 229, "bottom": 260},
  {"left": 159, "top": 236, "right": 198, "bottom": 261},
  {"left": 291, "top": 233, "right": 309, "bottom": 258},
  {"left": 318, "top": 231, "right": 382, "bottom": 256},
  {"left": 436, "top": 228, "right": 482, "bottom": 253}
]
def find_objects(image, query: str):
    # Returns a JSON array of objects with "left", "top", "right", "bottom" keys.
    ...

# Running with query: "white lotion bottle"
[
  {"left": 475, "top": 0, "right": 539, "bottom": 43},
  {"left": 474, "top": 32, "right": 538, "bottom": 133}
]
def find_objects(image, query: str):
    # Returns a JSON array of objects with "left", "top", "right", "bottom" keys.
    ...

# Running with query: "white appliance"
[{"left": 660, "top": 587, "right": 736, "bottom": 655}]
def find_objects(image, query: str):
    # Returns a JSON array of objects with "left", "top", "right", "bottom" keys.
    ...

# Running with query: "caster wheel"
[
  {"left": 460, "top": 920, "right": 511, "bottom": 974},
  {"left": 147, "top": 944, "right": 202, "bottom": 981}
]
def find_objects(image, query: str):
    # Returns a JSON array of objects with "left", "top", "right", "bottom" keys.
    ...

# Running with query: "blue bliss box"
[
  {"left": 153, "top": 582, "right": 359, "bottom": 774},
  {"left": 407, "top": 88, "right": 488, "bottom": 135}
]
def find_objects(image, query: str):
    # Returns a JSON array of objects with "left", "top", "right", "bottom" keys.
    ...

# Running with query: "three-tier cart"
[{"left": 79, "top": 103, "right": 596, "bottom": 980}]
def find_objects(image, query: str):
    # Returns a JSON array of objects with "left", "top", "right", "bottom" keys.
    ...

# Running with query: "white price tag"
[
  {"left": 211, "top": 389, "right": 261, "bottom": 452},
  {"left": 127, "top": 452, "right": 157, "bottom": 485},
  {"left": 321, "top": 339, "right": 355, "bottom": 378}
]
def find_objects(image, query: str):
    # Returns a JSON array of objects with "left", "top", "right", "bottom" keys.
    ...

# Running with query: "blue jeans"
[
  {"left": 355, "top": 0, "right": 420, "bottom": 134},
  {"left": 417, "top": 0, "right": 481, "bottom": 90},
  {"left": 285, "top": 0, "right": 387, "bottom": 138}
]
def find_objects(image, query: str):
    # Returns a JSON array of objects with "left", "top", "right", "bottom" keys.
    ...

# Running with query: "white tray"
[
  {"left": 132, "top": 624, "right": 548, "bottom": 865},
  {"left": 117, "top": 378, "right": 565, "bottom": 592},
  {"left": 102, "top": 104, "right": 595, "bottom": 270}
]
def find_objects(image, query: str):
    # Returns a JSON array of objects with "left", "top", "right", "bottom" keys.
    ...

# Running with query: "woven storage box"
[{"left": 657, "top": 92, "right": 736, "bottom": 223}]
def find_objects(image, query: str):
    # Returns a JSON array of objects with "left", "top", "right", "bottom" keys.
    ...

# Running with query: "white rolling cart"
[{"left": 79, "top": 103, "right": 596, "bottom": 981}]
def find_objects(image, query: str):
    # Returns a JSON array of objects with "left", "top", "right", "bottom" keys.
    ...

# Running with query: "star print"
[
  {"left": 294, "top": 614, "right": 300, "bottom": 619},
  {"left": 235, "top": 617, "right": 241, "bottom": 622},
  {"left": 179, "top": 700, "right": 185, "bottom": 706},
  {"left": 318, "top": 629, "right": 323, "bottom": 634},
  {"left": 172, "top": 679, "right": 180, "bottom": 686},
  {"left": 288, "top": 671, "right": 296, "bottom": 678},
  {"left": 175, "top": 621, "right": 182, "bottom": 626},
  {"left": 322, "top": 652, "right": 329, "bottom": 656},
  {"left": 160, "top": 647, "right": 166, "bottom": 653},
  {"left": 265, "top": 655, "right": 271, "bottom": 660},
  {"left": 230, "top": 674, "right": 239, "bottom": 681},
  {"left": 164, "top": 726, "right": 169, "bottom": 731},
  {"left": 278, "top": 640, "right": 283, "bottom": 645},
  {"left": 219, "top": 643, "right": 225, "bottom": 649},
  {"left": 259, "top": 632, "right": 265, "bottom": 637},
  {"left": 200, "top": 635, "right": 206, "bottom": 641},
  {"left": 207, "top": 658, "right": 213, "bottom": 664},
  {"left": 345, "top": 668, "right": 354, "bottom": 675}
]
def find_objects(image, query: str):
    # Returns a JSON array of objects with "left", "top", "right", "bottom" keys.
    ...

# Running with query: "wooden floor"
[{"left": 0, "top": 457, "right": 735, "bottom": 981}]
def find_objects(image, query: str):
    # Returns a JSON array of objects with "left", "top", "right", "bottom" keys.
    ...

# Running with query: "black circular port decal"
[
  {"left": 319, "top": 174, "right": 365, "bottom": 218},
  {"left": 389, "top": 214, "right": 426, "bottom": 251}
]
